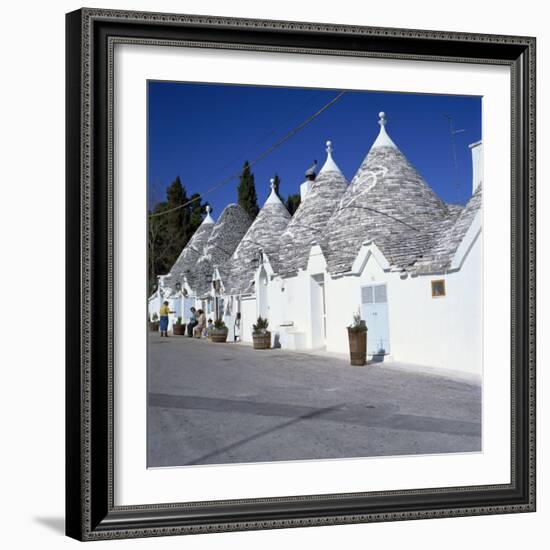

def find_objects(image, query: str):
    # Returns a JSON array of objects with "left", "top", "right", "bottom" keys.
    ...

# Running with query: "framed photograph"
[{"left": 65, "top": 8, "right": 536, "bottom": 541}]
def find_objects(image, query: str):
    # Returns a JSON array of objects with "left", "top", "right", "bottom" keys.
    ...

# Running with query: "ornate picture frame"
[{"left": 66, "top": 8, "right": 536, "bottom": 541}]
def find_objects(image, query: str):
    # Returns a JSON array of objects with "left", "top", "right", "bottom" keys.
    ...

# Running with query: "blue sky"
[{"left": 148, "top": 81, "right": 481, "bottom": 215}]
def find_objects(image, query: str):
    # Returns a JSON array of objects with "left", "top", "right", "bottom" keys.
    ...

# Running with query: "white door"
[
  {"left": 361, "top": 284, "right": 391, "bottom": 354},
  {"left": 310, "top": 274, "right": 326, "bottom": 348}
]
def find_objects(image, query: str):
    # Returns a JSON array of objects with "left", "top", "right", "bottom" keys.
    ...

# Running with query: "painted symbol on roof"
[{"left": 338, "top": 165, "right": 388, "bottom": 211}]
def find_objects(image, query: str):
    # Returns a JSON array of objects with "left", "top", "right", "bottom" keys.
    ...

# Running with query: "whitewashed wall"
[
  {"left": 148, "top": 290, "right": 160, "bottom": 322},
  {"left": 267, "top": 272, "right": 312, "bottom": 349},
  {"left": 322, "top": 233, "right": 482, "bottom": 374},
  {"left": 257, "top": 230, "right": 482, "bottom": 375}
]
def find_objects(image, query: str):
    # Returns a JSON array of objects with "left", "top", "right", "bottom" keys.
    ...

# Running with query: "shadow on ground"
[{"left": 34, "top": 517, "right": 65, "bottom": 535}]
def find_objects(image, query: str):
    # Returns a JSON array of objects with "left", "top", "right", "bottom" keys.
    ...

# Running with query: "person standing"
[
  {"left": 186, "top": 307, "right": 198, "bottom": 337},
  {"left": 159, "top": 301, "right": 174, "bottom": 337},
  {"left": 193, "top": 309, "right": 207, "bottom": 338},
  {"left": 234, "top": 312, "right": 241, "bottom": 342}
]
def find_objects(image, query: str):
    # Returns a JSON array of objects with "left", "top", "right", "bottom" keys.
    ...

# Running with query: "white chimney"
[
  {"left": 300, "top": 179, "right": 313, "bottom": 201},
  {"left": 469, "top": 140, "right": 483, "bottom": 194},
  {"left": 300, "top": 160, "right": 318, "bottom": 201}
]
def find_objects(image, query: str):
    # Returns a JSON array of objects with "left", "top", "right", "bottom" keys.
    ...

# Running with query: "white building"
[
  {"left": 216, "top": 178, "right": 291, "bottom": 343},
  {"left": 150, "top": 112, "right": 482, "bottom": 375},
  {"left": 256, "top": 113, "right": 482, "bottom": 375},
  {"left": 148, "top": 205, "right": 216, "bottom": 330},
  {"left": 149, "top": 203, "right": 251, "bottom": 330}
]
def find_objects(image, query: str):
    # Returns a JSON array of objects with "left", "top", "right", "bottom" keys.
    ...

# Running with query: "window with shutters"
[
  {"left": 361, "top": 286, "right": 374, "bottom": 304},
  {"left": 374, "top": 284, "right": 387, "bottom": 303},
  {"left": 362, "top": 285, "right": 388, "bottom": 304}
]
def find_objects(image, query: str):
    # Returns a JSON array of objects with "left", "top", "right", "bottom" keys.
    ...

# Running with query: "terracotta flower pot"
[
  {"left": 347, "top": 328, "right": 367, "bottom": 366},
  {"left": 210, "top": 327, "right": 228, "bottom": 343},
  {"left": 172, "top": 324, "right": 186, "bottom": 335},
  {"left": 252, "top": 331, "right": 271, "bottom": 350},
  {"left": 149, "top": 322, "right": 159, "bottom": 332}
]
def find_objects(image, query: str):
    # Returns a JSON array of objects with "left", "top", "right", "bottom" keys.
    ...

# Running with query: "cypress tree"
[
  {"left": 237, "top": 161, "right": 259, "bottom": 220},
  {"left": 189, "top": 194, "right": 209, "bottom": 230},
  {"left": 272, "top": 173, "right": 281, "bottom": 196},
  {"left": 285, "top": 193, "right": 301, "bottom": 216},
  {"left": 148, "top": 177, "right": 210, "bottom": 294},
  {"left": 165, "top": 176, "right": 189, "bottom": 253}
]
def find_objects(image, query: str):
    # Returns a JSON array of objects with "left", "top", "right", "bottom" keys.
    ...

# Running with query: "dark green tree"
[
  {"left": 285, "top": 193, "right": 301, "bottom": 216},
  {"left": 164, "top": 176, "right": 189, "bottom": 254},
  {"left": 237, "top": 161, "right": 259, "bottom": 220},
  {"left": 189, "top": 194, "right": 209, "bottom": 229},
  {"left": 147, "top": 176, "right": 210, "bottom": 294}
]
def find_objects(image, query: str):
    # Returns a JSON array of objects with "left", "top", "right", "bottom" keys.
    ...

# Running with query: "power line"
[
  {"left": 149, "top": 91, "right": 347, "bottom": 218},
  {"left": 186, "top": 91, "right": 322, "bottom": 189},
  {"left": 340, "top": 204, "right": 420, "bottom": 232}
]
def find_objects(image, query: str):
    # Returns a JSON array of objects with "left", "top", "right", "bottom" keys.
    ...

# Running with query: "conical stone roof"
[
  {"left": 186, "top": 203, "right": 252, "bottom": 297},
  {"left": 225, "top": 179, "right": 291, "bottom": 295},
  {"left": 162, "top": 206, "right": 215, "bottom": 292},
  {"left": 323, "top": 112, "right": 449, "bottom": 275},
  {"left": 412, "top": 184, "right": 482, "bottom": 274},
  {"left": 277, "top": 141, "right": 348, "bottom": 277}
]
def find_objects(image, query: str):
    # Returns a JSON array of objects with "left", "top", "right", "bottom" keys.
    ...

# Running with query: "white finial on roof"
[
  {"left": 319, "top": 139, "right": 344, "bottom": 175},
  {"left": 371, "top": 111, "right": 397, "bottom": 149},
  {"left": 264, "top": 177, "right": 284, "bottom": 206},
  {"left": 202, "top": 204, "right": 215, "bottom": 225}
]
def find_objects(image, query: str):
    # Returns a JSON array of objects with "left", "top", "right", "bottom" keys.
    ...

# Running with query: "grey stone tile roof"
[
  {"left": 322, "top": 145, "right": 450, "bottom": 275},
  {"left": 277, "top": 168, "right": 348, "bottom": 277},
  {"left": 224, "top": 196, "right": 291, "bottom": 295},
  {"left": 186, "top": 204, "right": 252, "bottom": 297},
  {"left": 446, "top": 204, "right": 465, "bottom": 217},
  {"left": 411, "top": 185, "right": 482, "bottom": 274},
  {"left": 162, "top": 220, "right": 214, "bottom": 292}
]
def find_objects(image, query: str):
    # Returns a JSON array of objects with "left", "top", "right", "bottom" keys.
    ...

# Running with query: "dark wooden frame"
[
  {"left": 66, "top": 8, "right": 536, "bottom": 541},
  {"left": 431, "top": 279, "right": 446, "bottom": 297}
]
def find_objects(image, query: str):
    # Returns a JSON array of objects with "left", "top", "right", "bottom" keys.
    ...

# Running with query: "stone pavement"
[{"left": 147, "top": 333, "right": 481, "bottom": 467}]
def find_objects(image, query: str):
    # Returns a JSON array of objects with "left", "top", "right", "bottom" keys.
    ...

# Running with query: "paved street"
[{"left": 147, "top": 333, "right": 481, "bottom": 467}]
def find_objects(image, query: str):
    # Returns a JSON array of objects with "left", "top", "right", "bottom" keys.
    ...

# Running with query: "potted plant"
[
  {"left": 210, "top": 318, "right": 229, "bottom": 343},
  {"left": 252, "top": 316, "right": 271, "bottom": 349},
  {"left": 149, "top": 312, "right": 159, "bottom": 332},
  {"left": 347, "top": 312, "right": 368, "bottom": 366},
  {"left": 172, "top": 316, "right": 186, "bottom": 335}
]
